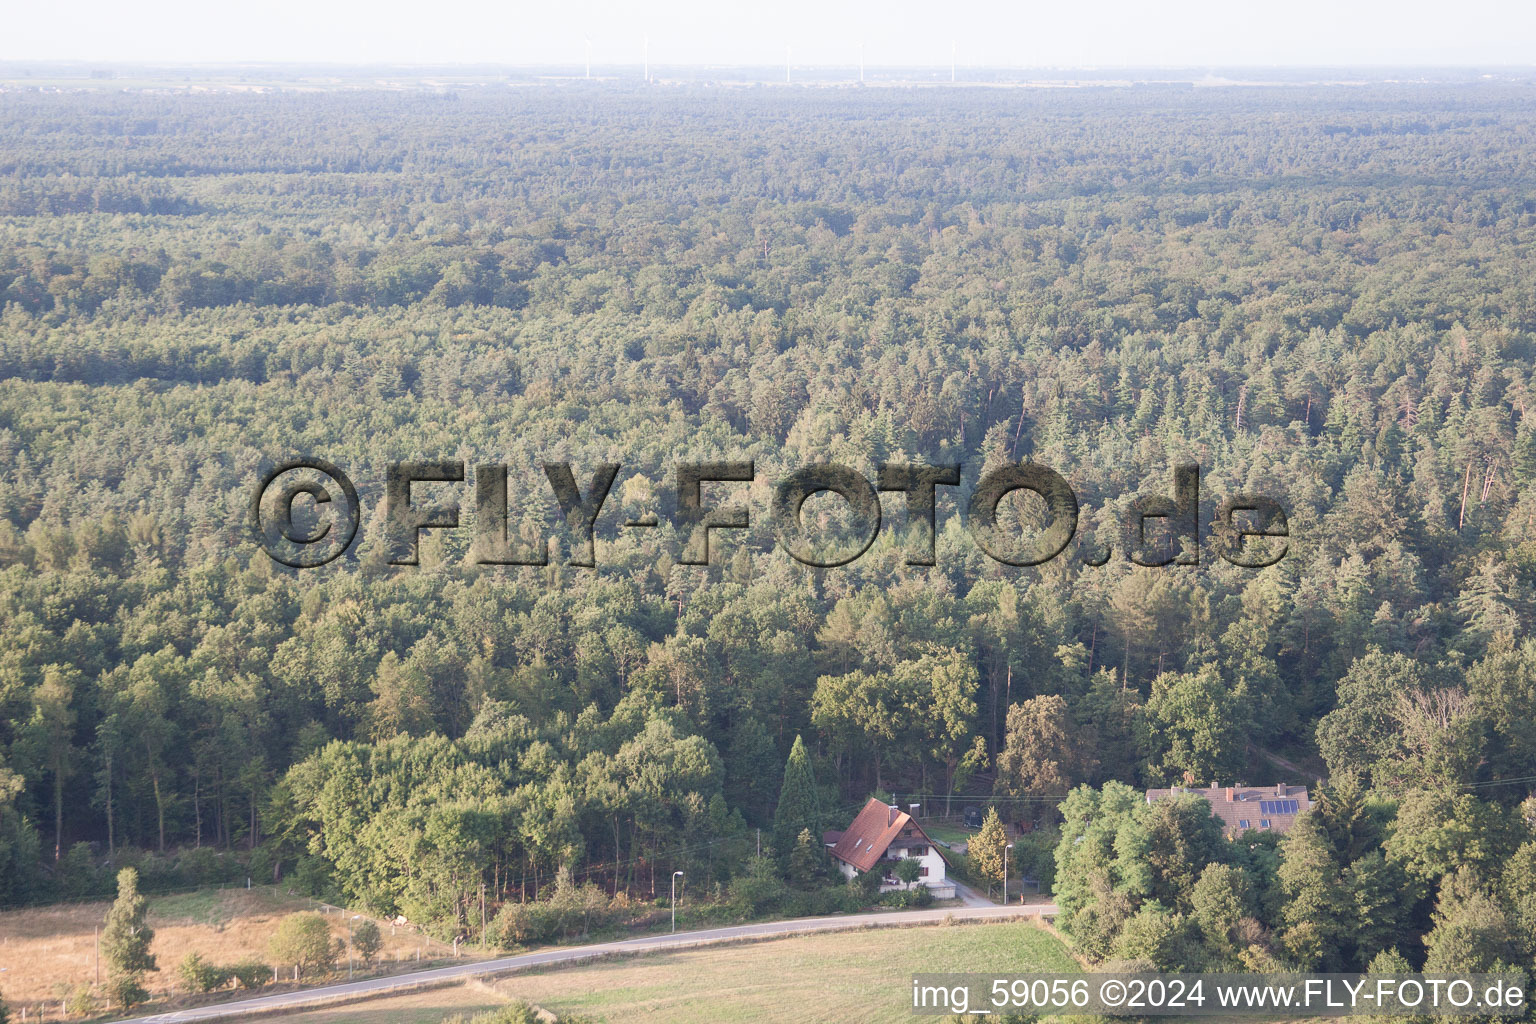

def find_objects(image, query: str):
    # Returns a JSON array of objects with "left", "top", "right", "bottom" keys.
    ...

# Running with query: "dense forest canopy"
[{"left": 0, "top": 84, "right": 1532, "bottom": 969}]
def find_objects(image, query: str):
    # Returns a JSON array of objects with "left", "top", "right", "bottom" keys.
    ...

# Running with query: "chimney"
[
  {"left": 1275, "top": 784, "right": 1284, "bottom": 796},
  {"left": 1224, "top": 787, "right": 1234, "bottom": 802}
]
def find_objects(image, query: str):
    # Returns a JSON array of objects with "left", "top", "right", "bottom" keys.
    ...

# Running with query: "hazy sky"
[{"left": 6, "top": 0, "right": 1536, "bottom": 67}]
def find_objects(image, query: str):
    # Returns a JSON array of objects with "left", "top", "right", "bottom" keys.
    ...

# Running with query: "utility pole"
[{"left": 480, "top": 881, "right": 487, "bottom": 950}]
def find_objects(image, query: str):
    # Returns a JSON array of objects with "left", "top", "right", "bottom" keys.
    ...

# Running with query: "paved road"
[{"left": 111, "top": 901, "right": 1058, "bottom": 1023}]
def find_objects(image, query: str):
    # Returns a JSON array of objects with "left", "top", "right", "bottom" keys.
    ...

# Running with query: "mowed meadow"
[
  {"left": 260, "top": 919, "right": 1078, "bottom": 1024},
  {"left": 490, "top": 919, "right": 1077, "bottom": 1023},
  {"left": 0, "top": 887, "right": 462, "bottom": 1010}
]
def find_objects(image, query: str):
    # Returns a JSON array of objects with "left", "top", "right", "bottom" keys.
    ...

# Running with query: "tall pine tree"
[
  {"left": 102, "top": 868, "right": 156, "bottom": 1008},
  {"left": 772, "top": 735, "right": 821, "bottom": 859}
]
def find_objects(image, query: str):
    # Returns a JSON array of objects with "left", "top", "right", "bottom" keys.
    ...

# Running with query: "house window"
[
  {"left": 907, "top": 845, "right": 927, "bottom": 857},
  {"left": 1260, "top": 819, "right": 1271, "bottom": 829},
  {"left": 919, "top": 866, "right": 929, "bottom": 877},
  {"left": 1238, "top": 820, "right": 1250, "bottom": 829}
]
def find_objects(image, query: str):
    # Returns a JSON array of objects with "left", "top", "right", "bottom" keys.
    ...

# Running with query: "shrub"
[
  {"left": 351, "top": 919, "right": 383, "bottom": 964},
  {"left": 292, "top": 855, "right": 337, "bottom": 900},
  {"left": 441, "top": 1002, "right": 594, "bottom": 1024},
  {"left": 226, "top": 961, "right": 270, "bottom": 990},
  {"left": 786, "top": 884, "right": 860, "bottom": 917},
  {"left": 67, "top": 984, "right": 100, "bottom": 1016},
  {"left": 177, "top": 847, "right": 223, "bottom": 886},
  {"left": 545, "top": 869, "right": 617, "bottom": 940},
  {"left": 442, "top": 1004, "right": 541, "bottom": 1024},
  {"left": 104, "top": 975, "right": 148, "bottom": 1011},
  {"left": 267, "top": 912, "right": 337, "bottom": 978},
  {"left": 728, "top": 856, "right": 787, "bottom": 917},
  {"left": 57, "top": 843, "right": 107, "bottom": 899},
  {"left": 491, "top": 900, "right": 557, "bottom": 948},
  {"left": 177, "top": 952, "right": 228, "bottom": 992}
]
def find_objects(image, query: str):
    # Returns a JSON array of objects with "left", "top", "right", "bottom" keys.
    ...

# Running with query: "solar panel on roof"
[{"left": 1259, "top": 799, "right": 1299, "bottom": 815}]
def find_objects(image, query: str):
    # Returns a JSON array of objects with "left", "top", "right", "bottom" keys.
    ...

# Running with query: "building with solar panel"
[{"left": 1143, "top": 783, "right": 1312, "bottom": 836}]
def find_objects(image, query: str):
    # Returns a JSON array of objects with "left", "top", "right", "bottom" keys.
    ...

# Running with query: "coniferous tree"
[
  {"left": 101, "top": 868, "right": 156, "bottom": 1007},
  {"left": 772, "top": 735, "right": 821, "bottom": 859},
  {"left": 971, "top": 807, "right": 1010, "bottom": 898},
  {"left": 787, "top": 828, "right": 826, "bottom": 889}
]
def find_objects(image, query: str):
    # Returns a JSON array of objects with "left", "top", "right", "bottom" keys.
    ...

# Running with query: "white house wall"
[{"left": 834, "top": 846, "right": 954, "bottom": 899}]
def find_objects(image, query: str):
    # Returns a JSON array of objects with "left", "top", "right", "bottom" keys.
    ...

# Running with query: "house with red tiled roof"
[
  {"left": 825, "top": 797, "right": 955, "bottom": 899},
  {"left": 1144, "top": 783, "right": 1311, "bottom": 837}
]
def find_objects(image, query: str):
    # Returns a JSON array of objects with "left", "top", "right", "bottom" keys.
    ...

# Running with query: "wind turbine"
[
  {"left": 786, "top": 44, "right": 791, "bottom": 84},
  {"left": 644, "top": 33, "right": 650, "bottom": 83},
  {"left": 584, "top": 35, "right": 591, "bottom": 79},
  {"left": 859, "top": 41, "right": 865, "bottom": 83},
  {"left": 951, "top": 40, "right": 956, "bottom": 82}
]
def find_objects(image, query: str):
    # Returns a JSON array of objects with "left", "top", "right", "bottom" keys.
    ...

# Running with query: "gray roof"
[{"left": 1144, "top": 784, "right": 1311, "bottom": 835}]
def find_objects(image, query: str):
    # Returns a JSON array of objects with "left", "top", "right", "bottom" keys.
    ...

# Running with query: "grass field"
[
  {"left": 0, "top": 887, "right": 460, "bottom": 1011},
  {"left": 257, "top": 919, "right": 1076, "bottom": 1024},
  {"left": 490, "top": 919, "right": 1076, "bottom": 1023},
  {"left": 922, "top": 824, "right": 977, "bottom": 846},
  {"left": 252, "top": 982, "right": 513, "bottom": 1024}
]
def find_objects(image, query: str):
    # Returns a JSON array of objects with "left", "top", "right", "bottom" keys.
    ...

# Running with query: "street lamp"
[
  {"left": 348, "top": 914, "right": 360, "bottom": 979},
  {"left": 1003, "top": 843, "right": 1013, "bottom": 905},
  {"left": 671, "top": 871, "right": 684, "bottom": 933}
]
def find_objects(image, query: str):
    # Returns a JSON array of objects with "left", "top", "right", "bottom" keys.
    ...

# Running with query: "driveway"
[
  {"left": 108, "top": 901, "right": 1058, "bottom": 1023},
  {"left": 949, "top": 879, "right": 996, "bottom": 907}
]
